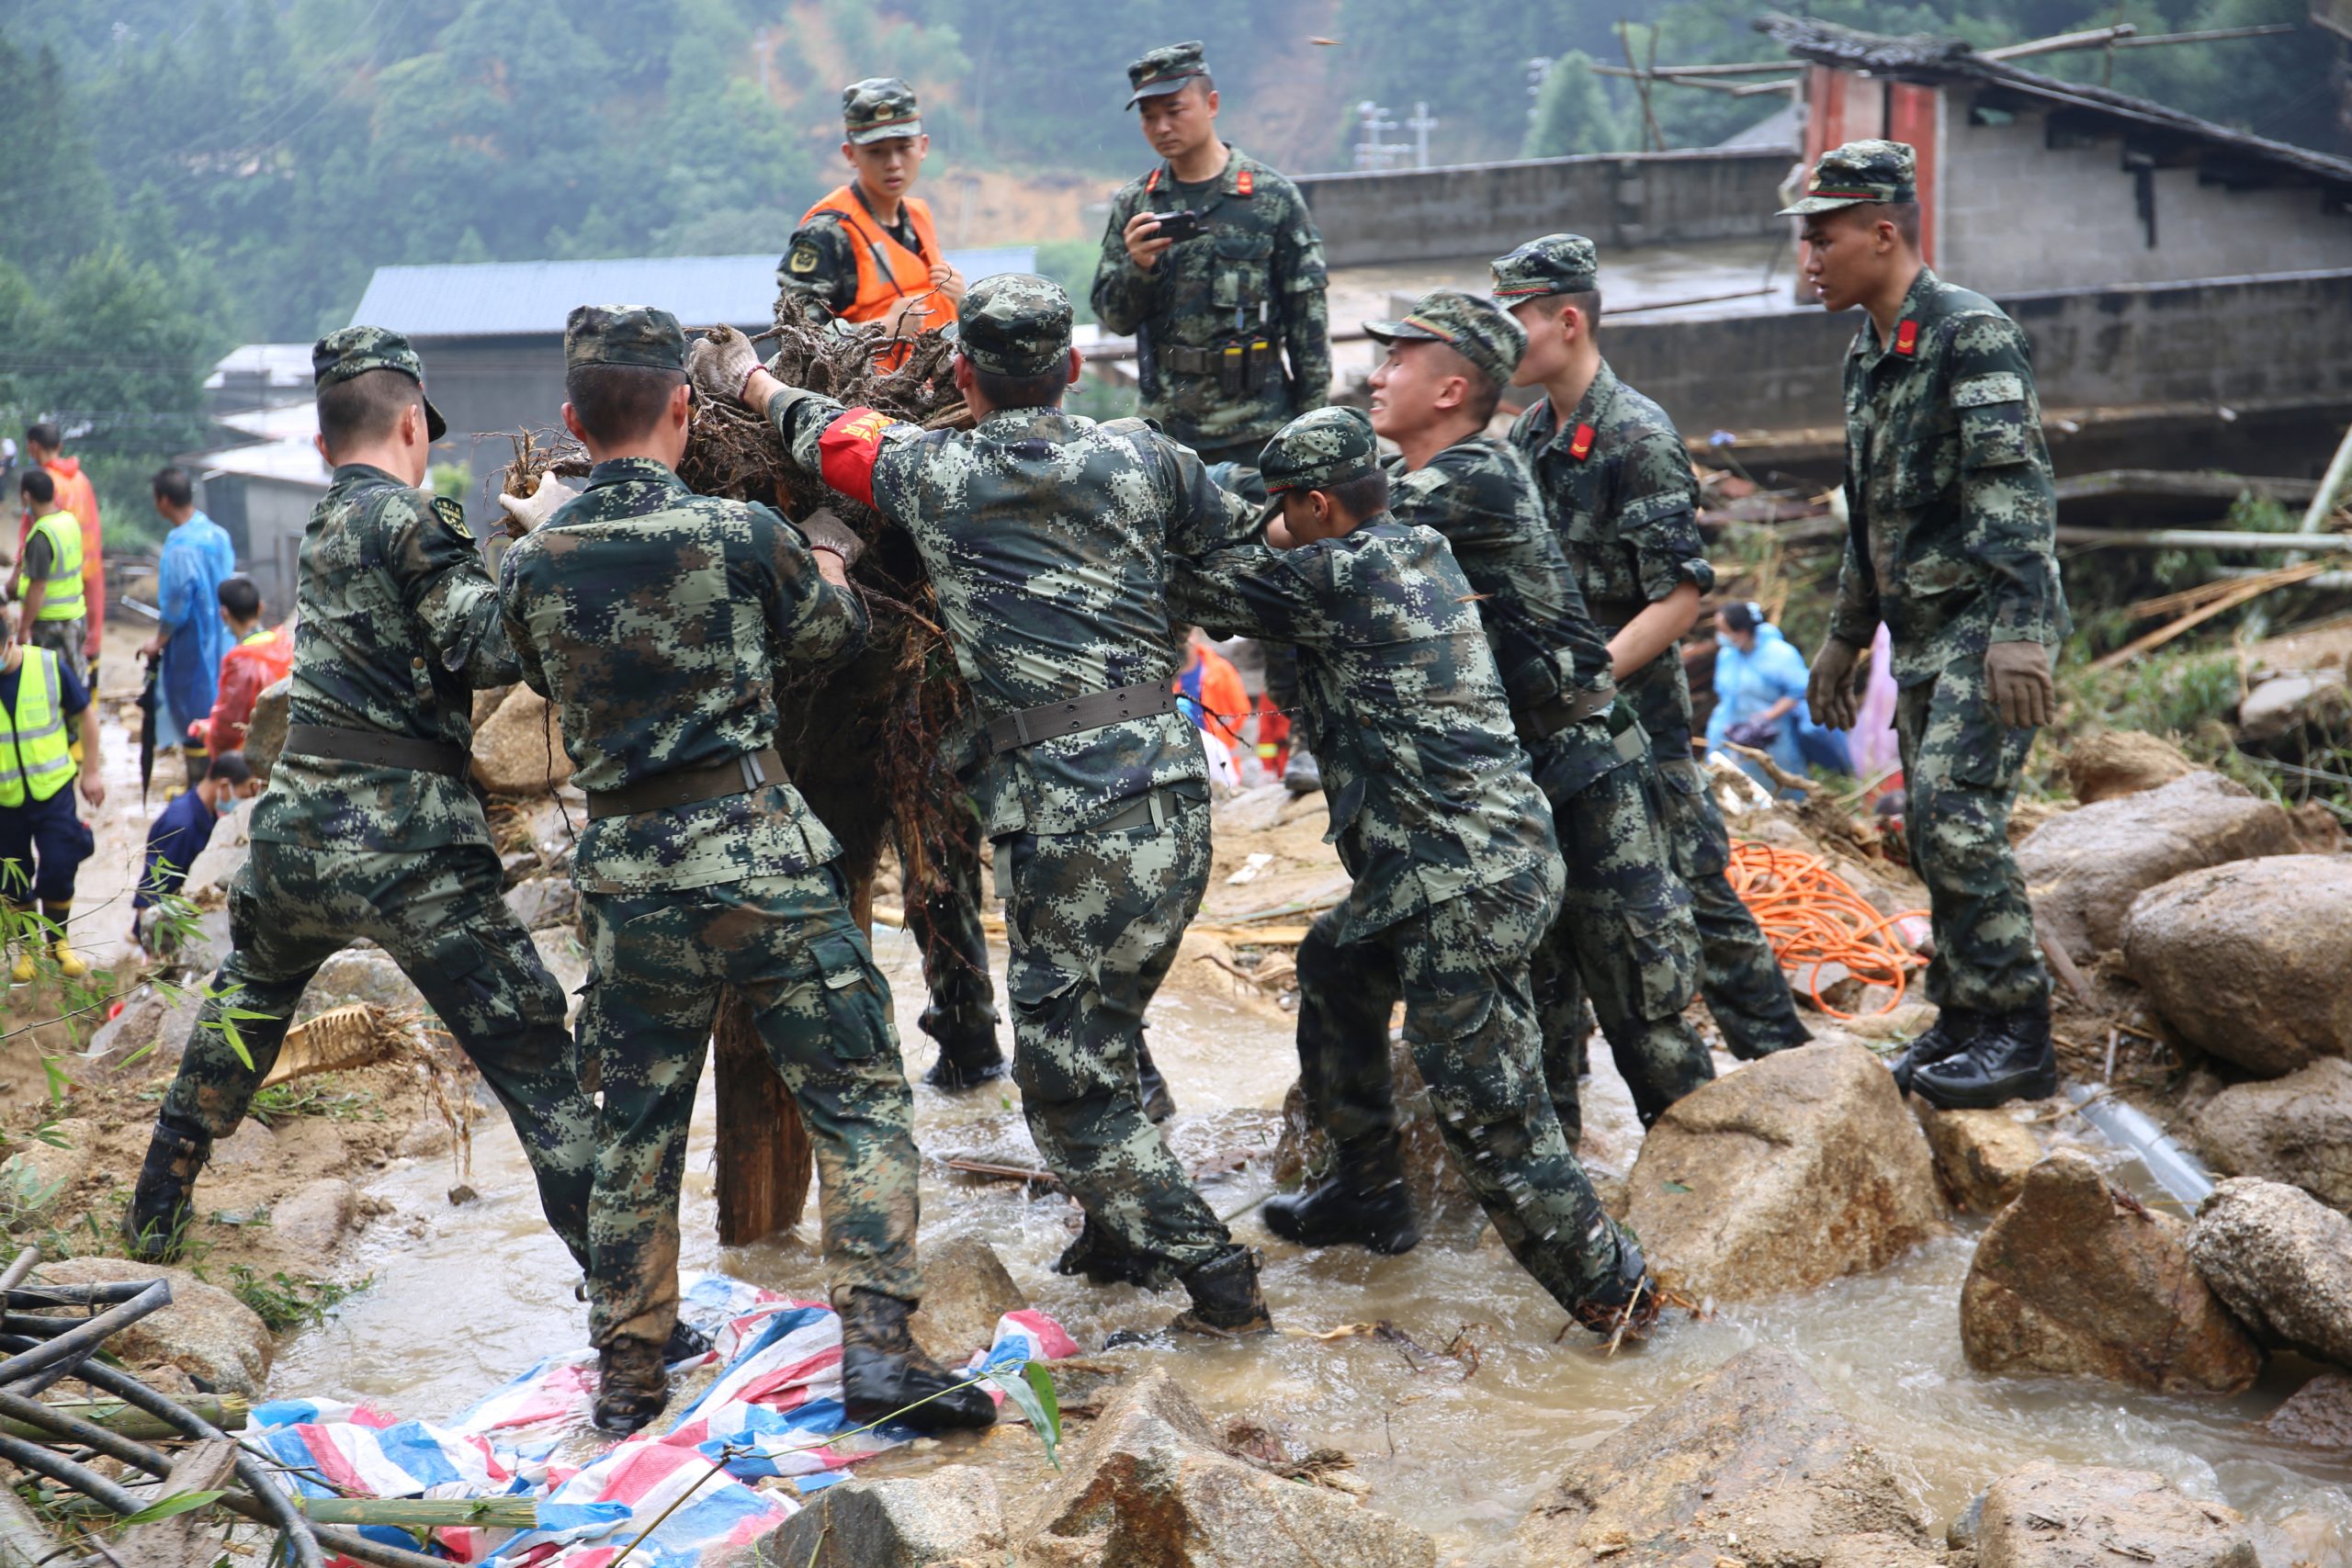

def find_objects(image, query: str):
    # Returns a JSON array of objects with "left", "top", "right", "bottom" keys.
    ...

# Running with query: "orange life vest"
[{"left": 801, "top": 186, "right": 958, "bottom": 333}]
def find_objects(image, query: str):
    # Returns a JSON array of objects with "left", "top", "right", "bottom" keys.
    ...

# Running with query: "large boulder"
[
  {"left": 2187, "top": 1178, "right": 2352, "bottom": 1369},
  {"left": 1974, "top": 1461, "right": 2256, "bottom": 1568},
  {"left": 2063, "top": 730, "right": 2195, "bottom": 805},
  {"left": 2018, "top": 771, "right": 2298, "bottom": 964},
  {"left": 760, "top": 1472, "right": 1005, "bottom": 1568},
  {"left": 1513, "top": 1347, "right": 1930, "bottom": 1567},
  {"left": 1958, "top": 1152, "right": 2260, "bottom": 1393},
  {"left": 909, "top": 1235, "right": 1027, "bottom": 1364},
  {"left": 2264, "top": 1372, "right": 2352, "bottom": 1450},
  {"left": 33, "top": 1258, "right": 273, "bottom": 1395},
  {"left": 1272, "top": 1037, "right": 1476, "bottom": 1224},
  {"left": 1624, "top": 1043, "right": 1945, "bottom": 1301},
  {"left": 1016, "top": 1369, "right": 1435, "bottom": 1568},
  {"left": 2123, "top": 855, "right": 2352, "bottom": 1077},
  {"left": 180, "top": 799, "right": 253, "bottom": 902},
  {"left": 244, "top": 677, "right": 290, "bottom": 781},
  {"left": 472, "top": 685, "right": 573, "bottom": 796},
  {"left": 2192, "top": 1057, "right": 2352, "bottom": 1211},
  {"left": 1917, "top": 1105, "right": 2043, "bottom": 1213}
]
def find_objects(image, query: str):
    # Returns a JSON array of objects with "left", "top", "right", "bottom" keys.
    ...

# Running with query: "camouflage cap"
[
  {"left": 1363, "top": 288, "right": 1528, "bottom": 391},
  {"left": 1490, "top": 232, "right": 1599, "bottom": 301},
  {"left": 1258, "top": 406, "right": 1381, "bottom": 500},
  {"left": 842, "top": 77, "right": 922, "bottom": 145},
  {"left": 564, "top": 304, "right": 688, "bottom": 372},
  {"left": 956, "top": 273, "right": 1074, "bottom": 378},
  {"left": 1777, "top": 139, "right": 1918, "bottom": 216},
  {"left": 1125, "top": 40, "right": 1209, "bottom": 108},
  {"left": 313, "top": 325, "right": 446, "bottom": 441}
]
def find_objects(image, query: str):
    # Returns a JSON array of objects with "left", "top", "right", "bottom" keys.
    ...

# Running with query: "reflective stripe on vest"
[
  {"left": 802, "top": 186, "right": 958, "bottom": 332},
  {"left": 0, "top": 647, "right": 75, "bottom": 807},
  {"left": 29, "top": 511, "right": 84, "bottom": 623}
]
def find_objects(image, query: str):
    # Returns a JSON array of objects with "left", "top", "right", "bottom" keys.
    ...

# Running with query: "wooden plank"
[
  {"left": 712, "top": 987, "right": 811, "bottom": 1247},
  {"left": 116, "top": 1438, "right": 236, "bottom": 1568}
]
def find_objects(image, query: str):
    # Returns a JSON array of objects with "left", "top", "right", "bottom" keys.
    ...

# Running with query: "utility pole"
[
  {"left": 1526, "top": 56, "right": 1555, "bottom": 124},
  {"left": 1408, "top": 101, "right": 1439, "bottom": 168},
  {"left": 1352, "top": 101, "right": 1411, "bottom": 171},
  {"left": 753, "top": 26, "right": 774, "bottom": 97}
]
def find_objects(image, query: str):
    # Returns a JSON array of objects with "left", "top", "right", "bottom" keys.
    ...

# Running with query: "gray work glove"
[
  {"left": 798, "top": 511, "right": 865, "bottom": 569},
  {"left": 497, "top": 472, "right": 578, "bottom": 538},
  {"left": 1984, "top": 639, "right": 2056, "bottom": 729},
  {"left": 686, "top": 324, "right": 762, "bottom": 405},
  {"left": 1807, "top": 635, "right": 1863, "bottom": 732}
]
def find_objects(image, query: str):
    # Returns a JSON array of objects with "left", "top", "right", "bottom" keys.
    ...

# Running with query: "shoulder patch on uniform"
[
  {"left": 1952, "top": 372, "right": 2025, "bottom": 409},
  {"left": 1893, "top": 319, "right": 1920, "bottom": 357},
  {"left": 787, "top": 242, "right": 820, "bottom": 275},
  {"left": 430, "top": 494, "right": 472, "bottom": 542}
]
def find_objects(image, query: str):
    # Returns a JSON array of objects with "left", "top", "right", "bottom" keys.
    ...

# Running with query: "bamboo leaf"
[{"left": 117, "top": 1487, "right": 227, "bottom": 1526}]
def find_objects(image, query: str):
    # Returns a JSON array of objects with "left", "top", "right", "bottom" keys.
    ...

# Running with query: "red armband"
[{"left": 817, "top": 407, "right": 904, "bottom": 509}]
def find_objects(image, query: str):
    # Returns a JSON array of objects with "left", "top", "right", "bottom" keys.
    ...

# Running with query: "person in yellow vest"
[
  {"left": 0, "top": 607, "right": 106, "bottom": 982},
  {"left": 779, "top": 78, "right": 966, "bottom": 337},
  {"left": 13, "top": 469, "right": 90, "bottom": 689}
]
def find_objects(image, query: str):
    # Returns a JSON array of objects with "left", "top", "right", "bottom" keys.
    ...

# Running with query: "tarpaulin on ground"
[{"left": 245, "top": 1271, "right": 1078, "bottom": 1566}]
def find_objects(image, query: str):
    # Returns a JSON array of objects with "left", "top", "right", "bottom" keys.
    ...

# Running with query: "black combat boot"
[
  {"left": 838, "top": 1288, "right": 998, "bottom": 1430},
  {"left": 1170, "top": 1246, "right": 1272, "bottom": 1337},
  {"left": 594, "top": 1338, "right": 670, "bottom": 1435},
  {"left": 1136, "top": 1039, "right": 1177, "bottom": 1123},
  {"left": 1885, "top": 1007, "right": 1981, "bottom": 1096},
  {"left": 1911, "top": 1003, "right": 2057, "bottom": 1111},
  {"left": 121, "top": 1116, "right": 212, "bottom": 1263},
  {"left": 1053, "top": 1216, "right": 1159, "bottom": 1287},
  {"left": 922, "top": 1025, "right": 1008, "bottom": 1091},
  {"left": 662, "top": 1318, "right": 712, "bottom": 1365},
  {"left": 1262, "top": 1139, "right": 1420, "bottom": 1256}
]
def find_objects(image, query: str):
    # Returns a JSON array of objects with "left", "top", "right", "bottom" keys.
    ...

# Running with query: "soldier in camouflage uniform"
[
  {"left": 1783, "top": 141, "right": 2066, "bottom": 1109},
  {"left": 692, "top": 275, "right": 1271, "bottom": 1335},
  {"left": 1174, "top": 406, "right": 1652, "bottom": 1331},
  {"left": 496, "top": 307, "right": 992, "bottom": 1435},
  {"left": 1496, "top": 234, "right": 1814, "bottom": 1062},
  {"left": 125, "top": 330, "right": 596, "bottom": 1282}
]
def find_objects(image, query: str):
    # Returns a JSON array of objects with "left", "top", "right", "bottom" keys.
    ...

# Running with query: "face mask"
[{"left": 216, "top": 795, "right": 239, "bottom": 818}]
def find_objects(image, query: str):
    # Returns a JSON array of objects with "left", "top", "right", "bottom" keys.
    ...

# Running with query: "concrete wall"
[
  {"left": 1603, "top": 267, "right": 2352, "bottom": 436},
  {"left": 1294, "top": 149, "right": 1793, "bottom": 268},
  {"left": 1937, "top": 104, "right": 2352, "bottom": 295}
]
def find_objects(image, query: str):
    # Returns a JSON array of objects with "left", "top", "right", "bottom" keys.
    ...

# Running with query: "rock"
[
  {"left": 2064, "top": 730, "right": 2195, "bottom": 805},
  {"left": 2264, "top": 1372, "right": 2352, "bottom": 1450},
  {"left": 269, "top": 1178, "right": 361, "bottom": 1254},
  {"left": 1214, "top": 781, "right": 1296, "bottom": 834},
  {"left": 909, "top": 1235, "right": 1027, "bottom": 1364},
  {"left": 471, "top": 683, "right": 516, "bottom": 730},
  {"left": 1958, "top": 1152, "right": 2260, "bottom": 1393},
  {"left": 759, "top": 1472, "right": 1005, "bottom": 1568},
  {"left": 534, "top": 929, "right": 590, "bottom": 1021},
  {"left": 2188, "top": 1178, "right": 2352, "bottom": 1368},
  {"left": 307, "top": 949, "right": 423, "bottom": 1012},
  {"left": 2236, "top": 669, "right": 2346, "bottom": 745},
  {"left": 1272, "top": 1037, "right": 1476, "bottom": 1224},
  {"left": 181, "top": 798, "right": 253, "bottom": 901},
  {"left": 503, "top": 875, "right": 579, "bottom": 932},
  {"left": 472, "top": 685, "right": 573, "bottom": 796},
  {"left": 1, "top": 1119, "right": 92, "bottom": 1197},
  {"left": 2123, "top": 854, "right": 2352, "bottom": 1077},
  {"left": 1821, "top": 1533, "right": 1947, "bottom": 1568},
  {"left": 1624, "top": 1043, "right": 1945, "bottom": 1301},
  {"left": 209, "top": 1120, "right": 277, "bottom": 1168},
  {"left": 1918, "top": 1106, "right": 2043, "bottom": 1213},
  {"left": 1974, "top": 1461, "right": 2256, "bottom": 1568},
  {"left": 2192, "top": 1058, "right": 2352, "bottom": 1211},
  {"left": 2019, "top": 772, "right": 2299, "bottom": 964},
  {"left": 34, "top": 1258, "right": 273, "bottom": 1395},
  {"left": 1513, "top": 1347, "right": 1930, "bottom": 1567},
  {"left": 1018, "top": 1369, "right": 1436, "bottom": 1568},
  {"left": 244, "top": 677, "right": 290, "bottom": 780}
]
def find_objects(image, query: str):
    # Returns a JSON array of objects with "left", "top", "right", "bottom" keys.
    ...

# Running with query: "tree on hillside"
[{"left": 1524, "top": 51, "right": 1629, "bottom": 157}]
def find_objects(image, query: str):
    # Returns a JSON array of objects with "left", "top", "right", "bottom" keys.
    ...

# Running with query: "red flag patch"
[
  {"left": 818, "top": 406, "right": 899, "bottom": 508},
  {"left": 1568, "top": 423, "right": 1596, "bottom": 462},
  {"left": 1894, "top": 319, "right": 1919, "bottom": 357},
  {"left": 1236, "top": 168, "right": 1254, "bottom": 197}
]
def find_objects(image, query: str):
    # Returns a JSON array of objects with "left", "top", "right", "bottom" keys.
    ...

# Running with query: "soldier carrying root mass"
[
  {"left": 690, "top": 275, "right": 1273, "bottom": 1337},
  {"left": 125, "top": 330, "right": 599, "bottom": 1286},
  {"left": 1175, "top": 406, "right": 1653, "bottom": 1332},
  {"left": 1783, "top": 141, "right": 2067, "bottom": 1110},
  {"left": 495, "top": 307, "right": 992, "bottom": 1437}
]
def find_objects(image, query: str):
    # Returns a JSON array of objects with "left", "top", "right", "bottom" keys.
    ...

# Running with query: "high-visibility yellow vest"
[
  {"left": 0, "top": 647, "right": 76, "bottom": 807},
  {"left": 28, "top": 510, "right": 85, "bottom": 623}
]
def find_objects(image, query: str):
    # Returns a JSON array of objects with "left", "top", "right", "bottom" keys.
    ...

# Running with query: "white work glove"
[
  {"left": 498, "top": 472, "right": 578, "bottom": 538},
  {"left": 798, "top": 511, "right": 865, "bottom": 569},
  {"left": 687, "top": 325, "right": 763, "bottom": 405}
]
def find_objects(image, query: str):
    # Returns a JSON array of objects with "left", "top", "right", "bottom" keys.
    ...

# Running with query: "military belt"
[
  {"left": 1580, "top": 597, "right": 1653, "bottom": 629},
  {"left": 1515, "top": 684, "right": 1616, "bottom": 745},
  {"left": 282, "top": 723, "right": 469, "bottom": 780},
  {"left": 585, "top": 746, "right": 787, "bottom": 821},
  {"left": 1158, "top": 340, "right": 1279, "bottom": 394},
  {"left": 984, "top": 682, "right": 1178, "bottom": 755}
]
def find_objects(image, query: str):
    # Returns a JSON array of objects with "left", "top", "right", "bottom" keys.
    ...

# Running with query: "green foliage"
[
  {"left": 227, "top": 1265, "right": 367, "bottom": 1332},
  {"left": 1524, "top": 51, "right": 1629, "bottom": 158},
  {"left": 249, "top": 1073, "right": 382, "bottom": 1126}
]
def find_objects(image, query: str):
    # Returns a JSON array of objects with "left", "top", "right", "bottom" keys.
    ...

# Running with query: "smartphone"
[{"left": 1153, "top": 209, "right": 1205, "bottom": 243}]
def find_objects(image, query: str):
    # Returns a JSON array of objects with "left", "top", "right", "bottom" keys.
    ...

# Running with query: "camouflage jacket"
[
  {"left": 1091, "top": 147, "right": 1331, "bottom": 454},
  {"left": 1831, "top": 268, "right": 2067, "bottom": 685},
  {"left": 1510, "top": 360, "right": 1714, "bottom": 749},
  {"left": 1170, "top": 517, "right": 1557, "bottom": 940},
  {"left": 1385, "top": 436, "right": 1630, "bottom": 798},
  {"left": 250, "top": 463, "right": 514, "bottom": 853},
  {"left": 496, "top": 457, "right": 862, "bottom": 896},
  {"left": 769, "top": 392, "right": 1255, "bottom": 836}
]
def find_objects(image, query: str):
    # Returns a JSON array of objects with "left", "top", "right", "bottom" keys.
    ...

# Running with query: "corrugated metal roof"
[{"left": 348, "top": 248, "right": 1039, "bottom": 339}]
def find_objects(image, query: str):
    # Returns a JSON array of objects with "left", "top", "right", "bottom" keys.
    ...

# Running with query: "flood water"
[{"left": 272, "top": 927, "right": 2352, "bottom": 1566}]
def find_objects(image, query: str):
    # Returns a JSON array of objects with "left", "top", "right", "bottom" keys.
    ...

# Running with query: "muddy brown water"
[{"left": 272, "top": 928, "right": 2352, "bottom": 1567}]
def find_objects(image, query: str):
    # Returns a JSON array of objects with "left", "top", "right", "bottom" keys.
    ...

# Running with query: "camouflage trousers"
[
  {"left": 1528, "top": 752, "right": 1714, "bottom": 1145},
  {"left": 163, "top": 837, "right": 595, "bottom": 1268},
  {"left": 1650, "top": 751, "right": 1812, "bottom": 1058},
  {"left": 1002, "top": 791, "right": 1227, "bottom": 1285},
  {"left": 1896, "top": 654, "right": 2052, "bottom": 1013},
  {"left": 581, "top": 868, "right": 921, "bottom": 1354},
  {"left": 1293, "top": 861, "right": 1629, "bottom": 1313},
  {"left": 894, "top": 799, "right": 999, "bottom": 1051},
  {"left": 28, "top": 617, "right": 87, "bottom": 690}
]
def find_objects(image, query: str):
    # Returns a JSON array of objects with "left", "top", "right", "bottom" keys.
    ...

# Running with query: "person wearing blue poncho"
[
  {"left": 141, "top": 467, "right": 237, "bottom": 784},
  {"left": 1706, "top": 602, "right": 1850, "bottom": 792}
]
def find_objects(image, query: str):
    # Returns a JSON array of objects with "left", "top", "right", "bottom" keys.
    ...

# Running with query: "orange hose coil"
[{"left": 1724, "top": 840, "right": 1930, "bottom": 1020}]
